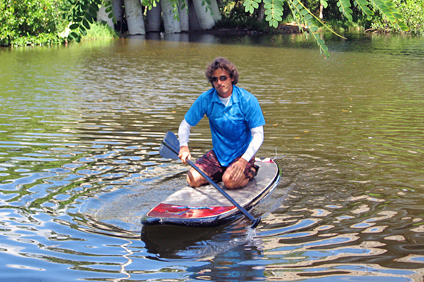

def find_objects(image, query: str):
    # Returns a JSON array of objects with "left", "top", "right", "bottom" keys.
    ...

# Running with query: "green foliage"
[
  {"left": 63, "top": 0, "right": 105, "bottom": 42},
  {"left": 244, "top": 0, "right": 262, "bottom": 14},
  {"left": 142, "top": 0, "right": 159, "bottom": 10},
  {"left": 354, "top": 0, "right": 374, "bottom": 20},
  {"left": 263, "top": 0, "right": 284, "bottom": 28},
  {"left": 216, "top": 0, "right": 270, "bottom": 31},
  {"left": 1, "top": 0, "right": 415, "bottom": 55},
  {"left": 370, "top": 0, "right": 408, "bottom": 31},
  {"left": 82, "top": 21, "right": 118, "bottom": 40},
  {"left": 286, "top": 0, "right": 337, "bottom": 56},
  {"left": 337, "top": 0, "right": 353, "bottom": 21},
  {"left": 7, "top": 33, "right": 65, "bottom": 47},
  {"left": 0, "top": 0, "right": 65, "bottom": 46},
  {"left": 240, "top": 0, "right": 341, "bottom": 56},
  {"left": 202, "top": 0, "right": 213, "bottom": 15},
  {"left": 372, "top": 0, "right": 423, "bottom": 34},
  {"left": 241, "top": 0, "right": 410, "bottom": 56}
]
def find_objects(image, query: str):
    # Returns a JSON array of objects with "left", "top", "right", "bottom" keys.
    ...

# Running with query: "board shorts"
[{"left": 195, "top": 150, "right": 259, "bottom": 183}]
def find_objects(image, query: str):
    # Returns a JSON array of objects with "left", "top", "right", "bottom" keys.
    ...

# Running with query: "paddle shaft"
[{"left": 162, "top": 139, "right": 261, "bottom": 228}]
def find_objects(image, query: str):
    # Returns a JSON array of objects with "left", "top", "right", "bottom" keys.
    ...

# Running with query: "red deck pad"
[{"left": 148, "top": 203, "right": 236, "bottom": 219}]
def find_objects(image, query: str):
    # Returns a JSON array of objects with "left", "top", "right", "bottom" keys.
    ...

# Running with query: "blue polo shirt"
[{"left": 184, "top": 85, "right": 265, "bottom": 166}]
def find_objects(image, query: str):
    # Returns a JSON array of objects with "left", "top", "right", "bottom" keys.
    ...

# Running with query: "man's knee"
[
  {"left": 187, "top": 170, "right": 206, "bottom": 187},
  {"left": 223, "top": 175, "right": 249, "bottom": 190},
  {"left": 186, "top": 171, "right": 197, "bottom": 187}
]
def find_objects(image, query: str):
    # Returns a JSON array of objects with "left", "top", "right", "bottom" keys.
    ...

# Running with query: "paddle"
[{"left": 159, "top": 131, "right": 261, "bottom": 228}]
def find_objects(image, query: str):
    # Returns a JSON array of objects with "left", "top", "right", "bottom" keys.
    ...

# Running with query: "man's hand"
[
  {"left": 227, "top": 158, "right": 248, "bottom": 181},
  {"left": 178, "top": 146, "right": 191, "bottom": 164}
]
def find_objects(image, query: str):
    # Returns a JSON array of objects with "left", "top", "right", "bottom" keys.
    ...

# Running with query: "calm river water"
[{"left": 0, "top": 32, "right": 423, "bottom": 281}]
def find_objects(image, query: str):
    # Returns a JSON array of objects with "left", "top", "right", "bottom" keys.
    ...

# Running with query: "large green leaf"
[
  {"left": 354, "top": 0, "right": 373, "bottom": 19},
  {"left": 338, "top": 0, "right": 353, "bottom": 21},
  {"left": 69, "top": 23, "right": 79, "bottom": 30}
]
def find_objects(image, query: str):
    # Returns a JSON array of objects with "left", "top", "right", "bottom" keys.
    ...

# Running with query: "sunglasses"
[{"left": 211, "top": 75, "right": 229, "bottom": 83}]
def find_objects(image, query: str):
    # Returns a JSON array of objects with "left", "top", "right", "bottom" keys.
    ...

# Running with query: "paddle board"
[{"left": 141, "top": 158, "right": 280, "bottom": 227}]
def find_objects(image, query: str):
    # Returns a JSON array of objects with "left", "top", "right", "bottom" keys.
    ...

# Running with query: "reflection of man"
[{"left": 178, "top": 57, "right": 265, "bottom": 189}]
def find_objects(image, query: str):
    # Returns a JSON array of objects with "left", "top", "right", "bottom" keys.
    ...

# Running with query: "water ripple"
[{"left": 1, "top": 35, "right": 424, "bottom": 281}]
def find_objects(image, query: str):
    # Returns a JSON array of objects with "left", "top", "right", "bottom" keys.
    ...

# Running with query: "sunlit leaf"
[
  {"left": 300, "top": 9, "right": 309, "bottom": 16},
  {"left": 79, "top": 26, "right": 87, "bottom": 36}
]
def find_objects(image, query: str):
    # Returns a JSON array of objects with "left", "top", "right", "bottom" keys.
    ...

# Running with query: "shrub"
[
  {"left": 0, "top": 0, "right": 65, "bottom": 46},
  {"left": 82, "top": 21, "right": 118, "bottom": 41},
  {"left": 372, "top": 0, "right": 424, "bottom": 35}
]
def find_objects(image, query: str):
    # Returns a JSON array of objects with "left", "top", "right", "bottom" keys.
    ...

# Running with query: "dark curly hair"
[{"left": 205, "top": 57, "right": 239, "bottom": 86}]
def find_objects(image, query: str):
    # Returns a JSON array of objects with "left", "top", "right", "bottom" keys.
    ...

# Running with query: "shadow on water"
[
  {"left": 141, "top": 221, "right": 271, "bottom": 281},
  {"left": 141, "top": 220, "right": 257, "bottom": 260}
]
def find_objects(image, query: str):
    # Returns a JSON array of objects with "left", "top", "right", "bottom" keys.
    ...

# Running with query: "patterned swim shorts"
[{"left": 195, "top": 150, "right": 259, "bottom": 183}]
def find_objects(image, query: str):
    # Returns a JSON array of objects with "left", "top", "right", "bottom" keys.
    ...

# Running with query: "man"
[{"left": 178, "top": 57, "right": 265, "bottom": 189}]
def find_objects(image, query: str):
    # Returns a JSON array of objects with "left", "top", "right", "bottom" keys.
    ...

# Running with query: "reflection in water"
[
  {"left": 142, "top": 222, "right": 268, "bottom": 281},
  {"left": 141, "top": 222, "right": 253, "bottom": 259},
  {"left": 187, "top": 242, "right": 266, "bottom": 281},
  {"left": 0, "top": 33, "right": 424, "bottom": 281}
]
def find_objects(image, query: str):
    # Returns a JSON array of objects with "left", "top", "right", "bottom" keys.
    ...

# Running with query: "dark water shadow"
[
  {"left": 141, "top": 220, "right": 270, "bottom": 281},
  {"left": 141, "top": 219, "right": 258, "bottom": 260}
]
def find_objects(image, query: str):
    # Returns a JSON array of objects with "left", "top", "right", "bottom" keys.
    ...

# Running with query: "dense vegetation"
[
  {"left": 218, "top": 0, "right": 423, "bottom": 34},
  {"left": 1, "top": 0, "right": 423, "bottom": 53},
  {"left": 371, "top": 0, "right": 424, "bottom": 34},
  {"left": 0, "top": 0, "right": 117, "bottom": 46},
  {"left": 0, "top": 0, "right": 66, "bottom": 46}
]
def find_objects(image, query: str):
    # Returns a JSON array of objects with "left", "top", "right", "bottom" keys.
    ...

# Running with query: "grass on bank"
[
  {"left": 3, "top": 21, "right": 117, "bottom": 47},
  {"left": 80, "top": 21, "right": 118, "bottom": 41}
]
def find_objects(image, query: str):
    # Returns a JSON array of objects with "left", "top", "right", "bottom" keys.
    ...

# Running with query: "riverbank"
[
  {"left": 177, "top": 22, "right": 305, "bottom": 40},
  {"left": 190, "top": 22, "right": 304, "bottom": 36}
]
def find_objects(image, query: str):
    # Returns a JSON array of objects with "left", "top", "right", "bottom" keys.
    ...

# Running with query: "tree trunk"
[
  {"left": 192, "top": 0, "right": 215, "bottom": 29},
  {"left": 210, "top": 0, "right": 221, "bottom": 22},
  {"left": 97, "top": 5, "right": 115, "bottom": 29},
  {"left": 146, "top": 5, "right": 161, "bottom": 32},
  {"left": 257, "top": 1, "right": 265, "bottom": 22},
  {"left": 113, "top": 0, "right": 123, "bottom": 22},
  {"left": 161, "top": 0, "right": 182, "bottom": 33},
  {"left": 113, "top": 0, "right": 124, "bottom": 33},
  {"left": 188, "top": 0, "right": 200, "bottom": 30},
  {"left": 179, "top": 0, "right": 189, "bottom": 32},
  {"left": 124, "top": 0, "right": 145, "bottom": 35}
]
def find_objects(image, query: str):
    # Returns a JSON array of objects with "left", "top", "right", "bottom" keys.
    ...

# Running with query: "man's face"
[{"left": 211, "top": 68, "right": 234, "bottom": 98}]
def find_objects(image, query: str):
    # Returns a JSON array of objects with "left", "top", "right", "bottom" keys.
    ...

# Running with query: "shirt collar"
[{"left": 211, "top": 85, "right": 240, "bottom": 105}]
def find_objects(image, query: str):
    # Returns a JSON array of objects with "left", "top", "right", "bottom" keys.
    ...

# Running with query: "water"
[{"left": 0, "top": 32, "right": 423, "bottom": 281}]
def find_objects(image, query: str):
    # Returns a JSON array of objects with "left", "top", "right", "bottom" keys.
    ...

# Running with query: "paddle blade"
[{"left": 159, "top": 131, "right": 180, "bottom": 160}]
